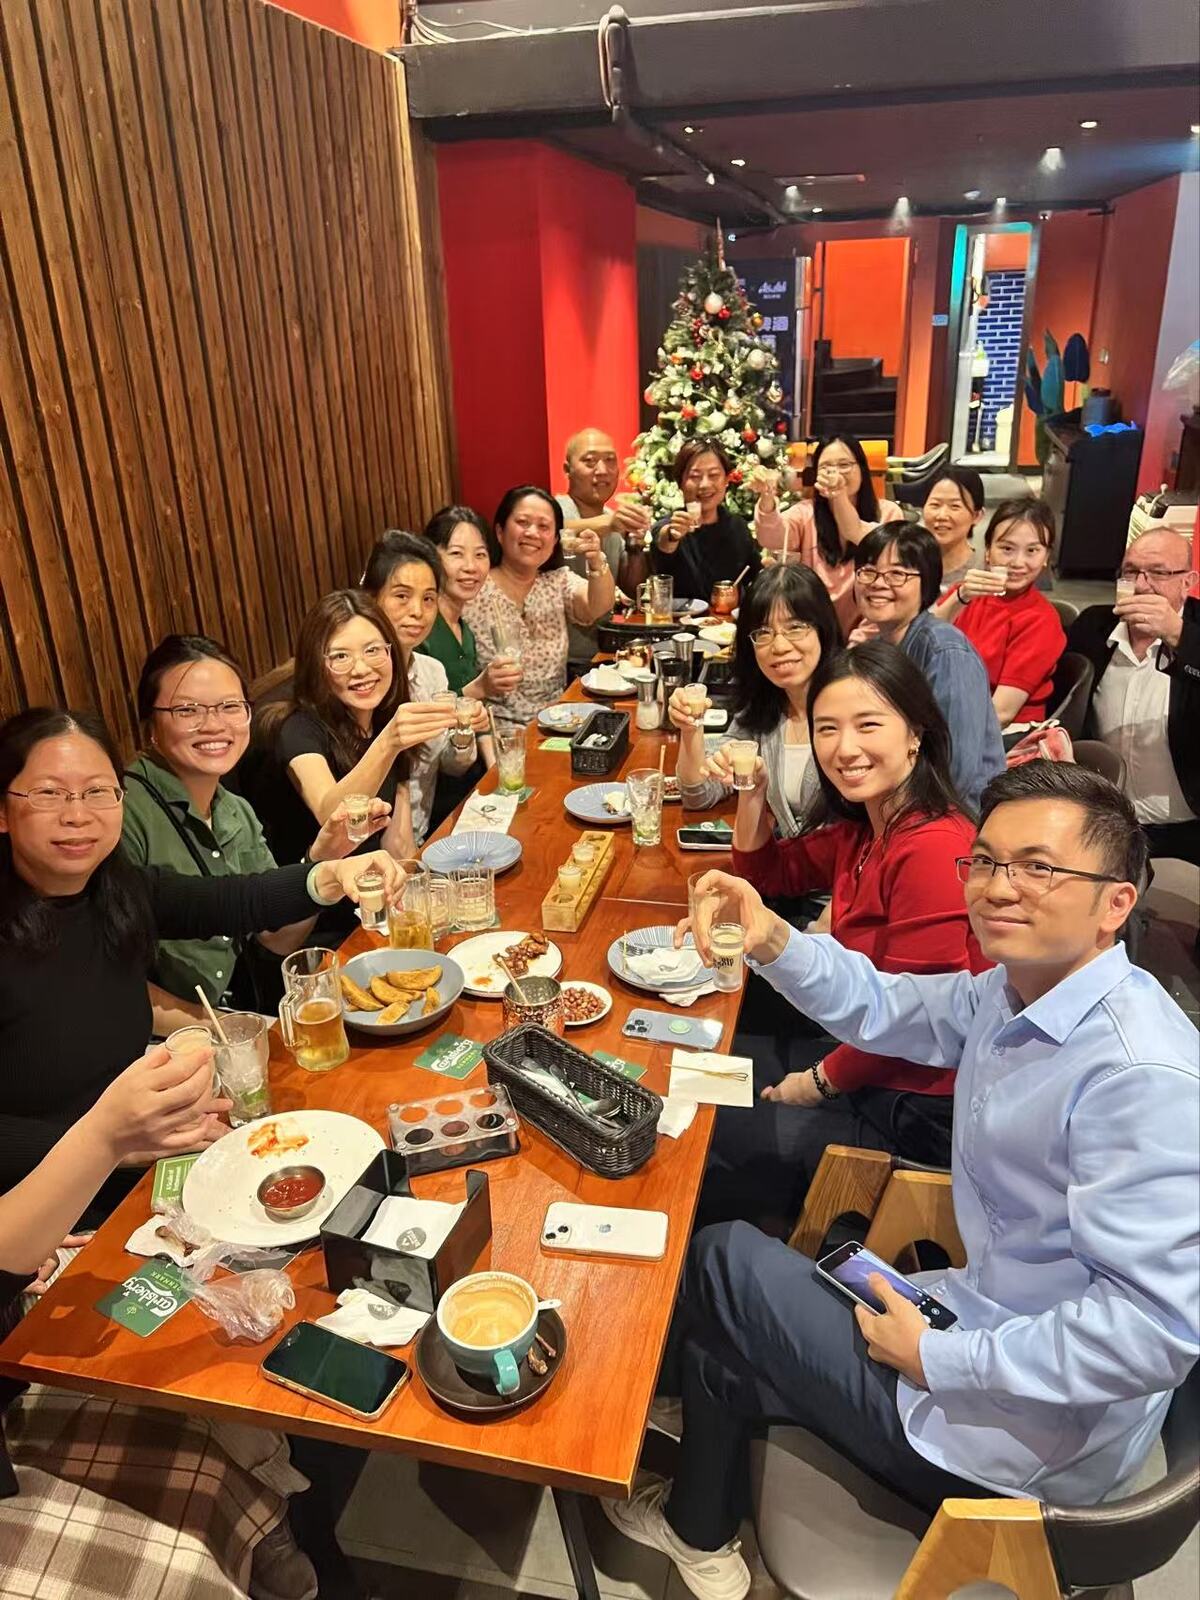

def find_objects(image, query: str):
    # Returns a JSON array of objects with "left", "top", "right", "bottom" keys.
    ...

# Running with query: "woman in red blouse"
[
  {"left": 698, "top": 640, "right": 990, "bottom": 1233},
  {"left": 934, "top": 497, "right": 1066, "bottom": 727}
]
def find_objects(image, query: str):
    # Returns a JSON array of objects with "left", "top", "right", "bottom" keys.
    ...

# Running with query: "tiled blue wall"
[{"left": 975, "top": 269, "right": 1026, "bottom": 450}]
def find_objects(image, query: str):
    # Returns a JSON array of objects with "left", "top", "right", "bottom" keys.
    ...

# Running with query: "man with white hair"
[{"left": 1067, "top": 526, "right": 1200, "bottom": 865}]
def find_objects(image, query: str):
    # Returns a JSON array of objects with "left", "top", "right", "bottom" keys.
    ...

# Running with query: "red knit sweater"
[{"left": 732, "top": 811, "right": 991, "bottom": 1093}]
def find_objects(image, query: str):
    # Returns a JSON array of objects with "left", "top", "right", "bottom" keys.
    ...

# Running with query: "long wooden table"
[{"left": 0, "top": 684, "right": 737, "bottom": 1594}]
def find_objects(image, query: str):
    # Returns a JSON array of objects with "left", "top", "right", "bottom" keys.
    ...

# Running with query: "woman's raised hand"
[
  {"left": 957, "top": 566, "right": 1008, "bottom": 602},
  {"left": 311, "top": 797, "right": 391, "bottom": 860},
  {"left": 674, "top": 870, "right": 782, "bottom": 966},
  {"left": 480, "top": 655, "right": 524, "bottom": 699},
  {"left": 89, "top": 1043, "right": 230, "bottom": 1165},
  {"left": 667, "top": 685, "right": 710, "bottom": 732},
  {"left": 389, "top": 701, "right": 459, "bottom": 751},
  {"left": 703, "top": 740, "right": 767, "bottom": 794}
]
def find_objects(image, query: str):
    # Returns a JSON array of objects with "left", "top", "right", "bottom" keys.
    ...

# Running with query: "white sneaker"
[
  {"left": 602, "top": 1475, "right": 750, "bottom": 1600},
  {"left": 648, "top": 1395, "right": 684, "bottom": 1438}
]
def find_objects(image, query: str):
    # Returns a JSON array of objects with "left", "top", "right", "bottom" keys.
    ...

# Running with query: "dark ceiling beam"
[{"left": 402, "top": 0, "right": 1200, "bottom": 121}]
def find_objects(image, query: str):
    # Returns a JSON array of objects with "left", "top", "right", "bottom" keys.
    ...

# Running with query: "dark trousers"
[
  {"left": 661, "top": 1221, "right": 985, "bottom": 1550},
  {"left": 695, "top": 972, "right": 954, "bottom": 1235},
  {"left": 1143, "top": 818, "right": 1200, "bottom": 868}
]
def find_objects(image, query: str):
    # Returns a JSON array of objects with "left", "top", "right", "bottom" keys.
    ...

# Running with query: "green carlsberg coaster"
[
  {"left": 95, "top": 1261, "right": 192, "bottom": 1338},
  {"left": 414, "top": 1032, "right": 485, "bottom": 1079}
]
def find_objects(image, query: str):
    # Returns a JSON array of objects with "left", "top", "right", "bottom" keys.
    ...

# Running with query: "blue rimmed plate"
[
  {"left": 606, "top": 925, "right": 714, "bottom": 993},
  {"left": 421, "top": 830, "right": 523, "bottom": 875},
  {"left": 564, "top": 782, "right": 631, "bottom": 826},
  {"left": 538, "top": 703, "right": 590, "bottom": 736}
]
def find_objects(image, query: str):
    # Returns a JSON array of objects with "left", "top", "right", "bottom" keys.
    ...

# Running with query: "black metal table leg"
[{"left": 553, "top": 1486, "right": 603, "bottom": 1600}]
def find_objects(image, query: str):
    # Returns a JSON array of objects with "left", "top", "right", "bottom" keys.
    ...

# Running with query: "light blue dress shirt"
[{"left": 753, "top": 933, "right": 1199, "bottom": 1504}]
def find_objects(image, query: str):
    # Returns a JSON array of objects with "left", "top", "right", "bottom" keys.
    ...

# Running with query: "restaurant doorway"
[{"left": 945, "top": 221, "right": 1038, "bottom": 471}]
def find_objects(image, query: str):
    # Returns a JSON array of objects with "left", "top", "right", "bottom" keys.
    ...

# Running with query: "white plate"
[
  {"left": 606, "top": 925, "right": 716, "bottom": 994},
  {"left": 182, "top": 1110, "right": 384, "bottom": 1248},
  {"left": 581, "top": 669, "right": 634, "bottom": 698},
  {"left": 560, "top": 980, "right": 613, "bottom": 1028},
  {"left": 450, "top": 930, "right": 564, "bottom": 999},
  {"left": 698, "top": 622, "right": 736, "bottom": 647}
]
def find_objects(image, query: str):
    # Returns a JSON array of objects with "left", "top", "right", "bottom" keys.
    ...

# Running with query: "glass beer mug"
[{"left": 279, "top": 948, "right": 350, "bottom": 1072}]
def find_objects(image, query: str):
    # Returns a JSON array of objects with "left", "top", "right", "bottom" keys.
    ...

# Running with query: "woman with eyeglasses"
[
  {"left": 0, "top": 706, "right": 403, "bottom": 1199},
  {"left": 934, "top": 497, "right": 1066, "bottom": 728},
  {"left": 750, "top": 433, "right": 902, "bottom": 631},
  {"left": 464, "top": 486, "right": 616, "bottom": 723},
  {"left": 362, "top": 529, "right": 492, "bottom": 842},
  {"left": 849, "top": 525, "right": 1005, "bottom": 810},
  {"left": 121, "top": 634, "right": 390, "bottom": 1037},
  {"left": 668, "top": 564, "right": 841, "bottom": 836},
  {"left": 248, "top": 589, "right": 429, "bottom": 873},
  {"left": 694, "top": 642, "right": 989, "bottom": 1233}
]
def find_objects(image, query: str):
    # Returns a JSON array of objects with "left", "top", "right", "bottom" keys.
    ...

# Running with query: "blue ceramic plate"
[
  {"left": 421, "top": 830, "right": 523, "bottom": 875},
  {"left": 537, "top": 703, "right": 590, "bottom": 735},
  {"left": 564, "top": 782, "right": 631, "bottom": 826},
  {"left": 340, "top": 948, "right": 465, "bottom": 1038},
  {"left": 605, "top": 925, "right": 715, "bottom": 993}
]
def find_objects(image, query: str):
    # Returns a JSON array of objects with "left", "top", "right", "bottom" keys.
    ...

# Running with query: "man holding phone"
[{"left": 602, "top": 762, "right": 1198, "bottom": 1600}]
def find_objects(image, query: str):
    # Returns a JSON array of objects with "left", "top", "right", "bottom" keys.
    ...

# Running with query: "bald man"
[
  {"left": 1067, "top": 526, "right": 1200, "bottom": 865},
  {"left": 556, "top": 428, "right": 650, "bottom": 674}
]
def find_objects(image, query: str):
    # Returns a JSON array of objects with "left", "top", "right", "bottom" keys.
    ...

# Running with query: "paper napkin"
[
  {"left": 452, "top": 790, "right": 518, "bottom": 835},
  {"left": 667, "top": 1049, "right": 754, "bottom": 1108},
  {"left": 315, "top": 1287, "right": 429, "bottom": 1348}
]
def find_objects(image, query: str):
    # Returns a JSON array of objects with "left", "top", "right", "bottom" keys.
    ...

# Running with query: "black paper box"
[{"left": 320, "top": 1152, "right": 491, "bottom": 1313}]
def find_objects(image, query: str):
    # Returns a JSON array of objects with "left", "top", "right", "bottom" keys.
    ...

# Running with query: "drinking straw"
[
  {"left": 732, "top": 564, "right": 750, "bottom": 588},
  {"left": 194, "top": 986, "right": 230, "bottom": 1046}
]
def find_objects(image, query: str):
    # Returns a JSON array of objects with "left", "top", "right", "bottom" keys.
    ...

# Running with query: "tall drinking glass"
[
  {"left": 214, "top": 1012, "right": 272, "bottom": 1126},
  {"left": 626, "top": 767, "right": 664, "bottom": 847},
  {"left": 451, "top": 865, "right": 496, "bottom": 931},
  {"left": 492, "top": 618, "right": 523, "bottom": 666},
  {"left": 279, "top": 948, "right": 349, "bottom": 1073},
  {"left": 648, "top": 575, "right": 674, "bottom": 624},
  {"left": 388, "top": 865, "right": 434, "bottom": 950},
  {"left": 493, "top": 720, "right": 527, "bottom": 794}
]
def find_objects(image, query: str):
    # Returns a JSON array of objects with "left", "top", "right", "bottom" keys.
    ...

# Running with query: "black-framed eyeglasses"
[
  {"left": 749, "top": 621, "right": 815, "bottom": 648},
  {"left": 955, "top": 854, "right": 1121, "bottom": 895},
  {"left": 7, "top": 785, "right": 125, "bottom": 811},
  {"left": 857, "top": 567, "right": 920, "bottom": 590},
  {"left": 152, "top": 699, "right": 251, "bottom": 729},
  {"left": 1115, "top": 565, "right": 1190, "bottom": 583}
]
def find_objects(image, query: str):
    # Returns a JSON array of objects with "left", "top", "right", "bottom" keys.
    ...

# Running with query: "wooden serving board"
[{"left": 540, "top": 830, "right": 616, "bottom": 932}]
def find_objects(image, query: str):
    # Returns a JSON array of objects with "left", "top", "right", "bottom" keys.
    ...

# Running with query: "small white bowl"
[{"left": 560, "top": 980, "right": 613, "bottom": 1028}]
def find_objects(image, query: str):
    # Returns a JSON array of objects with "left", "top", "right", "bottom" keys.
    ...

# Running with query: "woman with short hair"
[
  {"left": 464, "top": 486, "right": 615, "bottom": 723},
  {"left": 650, "top": 440, "right": 761, "bottom": 604}
]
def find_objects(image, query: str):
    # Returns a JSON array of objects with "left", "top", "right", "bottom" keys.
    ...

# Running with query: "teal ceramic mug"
[{"left": 435, "top": 1270, "right": 539, "bottom": 1396}]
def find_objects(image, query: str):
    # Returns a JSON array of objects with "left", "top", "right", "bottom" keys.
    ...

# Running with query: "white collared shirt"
[{"left": 1091, "top": 620, "right": 1195, "bottom": 824}]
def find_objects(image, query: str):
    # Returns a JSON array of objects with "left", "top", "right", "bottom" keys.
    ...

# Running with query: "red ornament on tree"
[
  {"left": 644, "top": 387, "right": 656, "bottom": 405},
  {"left": 717, "top": 307, "right": 731, "bottom": 321},
  {"left": 680, "top": 403, "right": 697, "bottom": 420},
  {"left": 775, "top": 421, "right": 789, "bottom": 434},
  {"left": 689, "top": 365, "right": 704, "bottom": 381},
  {"left": 728, "top": 469, "right": 743, "bottom": 485},
  {"left": 741, "top": 427, "right": 757, "bottom": 444}
]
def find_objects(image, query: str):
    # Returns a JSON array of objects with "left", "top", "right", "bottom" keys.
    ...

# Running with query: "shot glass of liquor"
[
  {"left": 729, "top": 739, "right": 760, "bottom": 792},
  {"left": 355, "top": 863, "right": 388, "bottom": 933},
  {"left": 686, "top": 500, "right": 702, "bottom": 532},
  {"left": 343, "top": 792, "right": 371, "bottom": 844},
  {"left": 452, "top": 696, "right": 476, "bottom": 752},
  {"left": 679, "top": 681, "right": 709, "bottom": 722},
  {"left": 557, "top": 862, "right": 584, "bottom": 901},
  {"left": 710, "top": 921, "right": 746, "bottom": 992}
]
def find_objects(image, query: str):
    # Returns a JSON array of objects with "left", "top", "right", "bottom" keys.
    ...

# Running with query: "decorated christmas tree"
[{"left": 627, "top": 231, "right": 791, "bottom": 522}]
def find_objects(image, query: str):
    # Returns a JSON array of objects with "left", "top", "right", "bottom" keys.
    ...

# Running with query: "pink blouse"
[{"left": 754, "top": 496, "right": 904, "bottom": 633}]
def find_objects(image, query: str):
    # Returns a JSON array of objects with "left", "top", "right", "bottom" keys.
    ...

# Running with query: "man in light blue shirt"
[{"left": 603, "top": 761, "right": 1199, "bottom": 1600}]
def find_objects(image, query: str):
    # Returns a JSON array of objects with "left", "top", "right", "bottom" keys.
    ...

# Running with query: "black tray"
[
  {"left": 416, "top": 1308, "right": 567, "bottom": 1418},
  {"left": 569, "top": 708, "right": 630, "bottom": 777},
  {"left": 484, "top": 1024, "right": 662, "bottom": 1177}
]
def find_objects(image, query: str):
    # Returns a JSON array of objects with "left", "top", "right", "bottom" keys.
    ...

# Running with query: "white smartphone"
[{"left": 541, "top": 1202, "right": 669, "bottom": 1261}]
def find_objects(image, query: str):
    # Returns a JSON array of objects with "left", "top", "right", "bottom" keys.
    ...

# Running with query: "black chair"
[
  {"left": 1072, "top": 740, "right": 1126, "bottom": 790},
  {"left": 1047, "top": 651, "right": 1094, "bottom": 741},
  {"left": 1050, "top": 597, "right": 1080, "bottom": 630},
  {"left": 887, "top": 443, "right": 951, "bottom": 508}
]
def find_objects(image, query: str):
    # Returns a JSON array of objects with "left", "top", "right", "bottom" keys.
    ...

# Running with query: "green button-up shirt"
[
  {"left": 121, "top": 755, "right": 277, "bottom": 1004},
  {"left": 417, "top": 609, "right": 478, "bottom": 694}
]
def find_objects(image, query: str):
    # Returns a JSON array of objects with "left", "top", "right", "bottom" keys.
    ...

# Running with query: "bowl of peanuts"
[{"left": 560, "top": 982, "right": 612, "bottom": 1029}]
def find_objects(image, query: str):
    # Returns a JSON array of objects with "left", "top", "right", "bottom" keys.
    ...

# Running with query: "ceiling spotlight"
[
  {"left": 995, "top": 196, "right": 1008, "bottom": 207},
  {"left": 705, "top": 171, "right": 716, "bottom": 187},
  {"left": 728, "top": 231, "right": 737, "bottom": 242},
  {"left": 730, "top": 157, "right": 746, "bottom": 168},
  {"left": 1040, "top": 146, "right": 1065, "bottom": 171},
  {"left": 963, "top": 189, "right": 981, "bottom": 200},
  {"left": 1192, "top": 123, "right": 1200, "bottom": 135},
  {"left": 784, "top": 184, "right": 800, "bottom": 197},
  {"left": 811, "top": 205, "right": 824, "bottom": 214},
  {"left": 683, "top": 125, "right": 696, "bottom": 135},
  {"left": 1079, "top": 118, "right": 1098, "bottom": 130}
]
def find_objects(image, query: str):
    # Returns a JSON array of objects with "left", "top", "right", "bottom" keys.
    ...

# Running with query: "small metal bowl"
[{"left": 256, "top": 1164, "right": 327, "bottom": 1223}]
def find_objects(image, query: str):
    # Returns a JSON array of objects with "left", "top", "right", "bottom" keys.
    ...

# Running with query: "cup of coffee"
[{"left": 436, "top": 1271, "right": 539, "bottom": 1395}]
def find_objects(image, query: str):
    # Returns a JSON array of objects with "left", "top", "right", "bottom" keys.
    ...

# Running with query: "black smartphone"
[
  {"left": 815, "top": 1241, "right": 958, "bottom": 1330},
  {"left": 261, "top": 1321, "right": 411, "bottom": 1420},
  {"left": 677, "top": 825, "right": 734, "bottom": 851}
]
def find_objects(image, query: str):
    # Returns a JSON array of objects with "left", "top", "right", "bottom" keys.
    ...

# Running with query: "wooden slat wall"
[{"left": 0, "top": 0, "right": 454, "bottom": 751}]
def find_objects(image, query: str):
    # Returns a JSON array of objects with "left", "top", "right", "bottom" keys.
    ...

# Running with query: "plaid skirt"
[{"left": 0, "top": 1385, "right": 288, "bottom": 1599}]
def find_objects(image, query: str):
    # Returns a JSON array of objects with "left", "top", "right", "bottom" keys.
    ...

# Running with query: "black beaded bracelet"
[{"left": 811, "top": 1061, "right": 839, "bottom": 1101}]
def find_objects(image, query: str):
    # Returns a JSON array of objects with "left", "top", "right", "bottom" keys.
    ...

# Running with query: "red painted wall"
[
  {"left": 264, "top": 0, "right": 401, "bottom": 49},
  {"left": 437, "top": 142, "right": 639, "bottom": 518},
  {"left": 1091, "top": 175, "right": 1180, "bottom": 430},
  {"left": 820, "top": 237, "right": 909, "bottom": 375},
  {"left": 1019, "top": 211, "right": 1106, "bottom": 464}
]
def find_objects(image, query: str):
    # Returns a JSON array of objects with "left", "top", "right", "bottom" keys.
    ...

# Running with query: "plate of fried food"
[
  {"left": 339, "top": 948, "right": 465, "bottom": 1037},
  {"left": 449, "top": 930, "right": 563, "bottom": 999}
]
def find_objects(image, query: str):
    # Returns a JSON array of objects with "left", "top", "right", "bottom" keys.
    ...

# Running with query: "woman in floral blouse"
[{"left": 464, "top": 485, "right": 616, "bottom": 723}]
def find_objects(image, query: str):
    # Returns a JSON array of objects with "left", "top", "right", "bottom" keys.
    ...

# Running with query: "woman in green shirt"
[
  {"left": 419, "top": 506, "right": 524, "bottom": 703},
  {"left": 122, "top": 634, "right": 386, "bottom": 1036}
]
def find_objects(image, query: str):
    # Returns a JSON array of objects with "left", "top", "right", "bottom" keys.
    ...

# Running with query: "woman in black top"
[
  {"left": 651, "top": 440, "right": 762, "bottom": 604},
  {"left": 0, "top": 706, "right": 401, "bottom": 1194}
]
